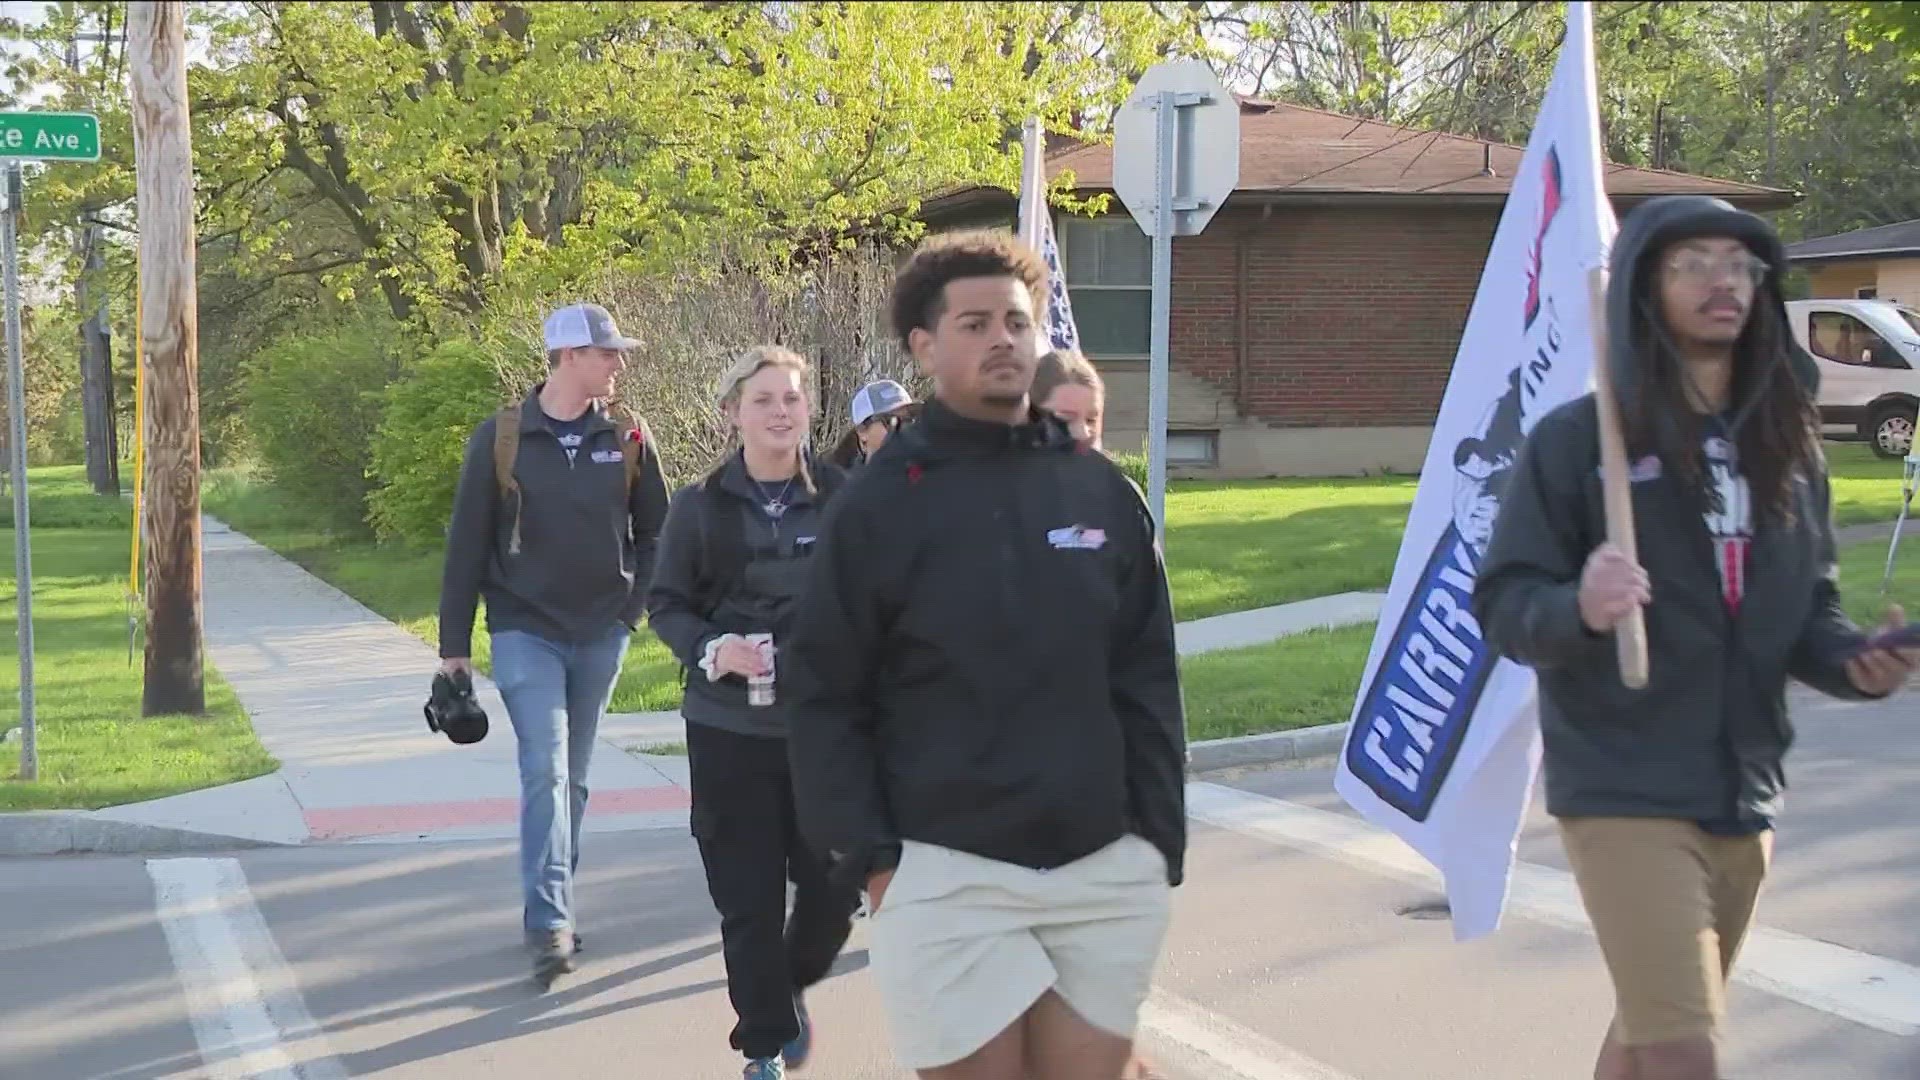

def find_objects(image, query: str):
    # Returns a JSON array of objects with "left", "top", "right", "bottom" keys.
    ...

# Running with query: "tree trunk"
[
  {"left": 130, "top": 0, "right": 204, "bottom": 716},
  {"left": 78, "top": 227, "right": 118, "bottom": 495}
]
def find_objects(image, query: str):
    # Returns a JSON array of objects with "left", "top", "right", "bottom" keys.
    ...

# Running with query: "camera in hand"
[{"left": 424, "top": 668, "right": 490, "bottom": 745}]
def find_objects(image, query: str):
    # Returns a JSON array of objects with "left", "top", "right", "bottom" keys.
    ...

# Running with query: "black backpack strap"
[{"left": 691, "top": 470, "right": 752, "bottom": 620}]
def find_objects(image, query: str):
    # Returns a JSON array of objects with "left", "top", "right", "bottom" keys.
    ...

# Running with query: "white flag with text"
[{"left": 1333, "top": 1, "right": 1617, "bottom": 942}]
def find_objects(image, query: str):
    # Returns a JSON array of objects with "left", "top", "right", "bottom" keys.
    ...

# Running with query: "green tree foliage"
[
  {"left": 366, "top": 340, "right": 503, "bottom": 542},
  {"left": 180, "top": 1, "right": 1204, "bottom": 323},
  {"left": 1852, "top": 2, "right": 1920, "bottom": 53},
  {"left": 1204, "top": 2, "right": 1920, "bottom": 238},
  {"left": 241, "top": 315, "right": 410, "bottom": 531}
]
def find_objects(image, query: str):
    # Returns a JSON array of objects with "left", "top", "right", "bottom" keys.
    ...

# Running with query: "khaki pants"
[{"left": 1557, "top": 816, "right": 1773, "bottom": 1046}]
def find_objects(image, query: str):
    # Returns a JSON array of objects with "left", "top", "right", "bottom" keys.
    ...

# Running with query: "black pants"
[{"left": 687, "top": 721, "right": 862, "bottom": 1060}]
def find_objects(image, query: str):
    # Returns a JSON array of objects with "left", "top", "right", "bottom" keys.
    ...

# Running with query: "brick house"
[
  {"left": 1787, "top": 219, "right": 1920, "bottom": 305},
  {"left": 920, "top": 98, "right": 1795, "bottom": 477}
]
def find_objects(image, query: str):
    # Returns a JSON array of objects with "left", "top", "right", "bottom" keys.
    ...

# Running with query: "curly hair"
[{"left": 889, "top": 229, "right": 1049, "bottom": 347}]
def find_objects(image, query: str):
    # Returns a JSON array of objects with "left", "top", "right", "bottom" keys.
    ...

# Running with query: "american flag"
[{"left": 1017, "top": 118, "right": 1082, "bottom": 352}]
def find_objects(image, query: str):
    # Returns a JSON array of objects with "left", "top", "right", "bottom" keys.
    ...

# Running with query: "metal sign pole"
[
  {"left": 3, "top": 160, "right": 36, "bottom": 780},
  {"left": 1146, "top": 90, "right": 1175, "bottom": 543}
]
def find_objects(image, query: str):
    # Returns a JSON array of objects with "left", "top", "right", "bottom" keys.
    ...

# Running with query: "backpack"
[{"left": 493, "top": 401, "right": 648, "bottom": 555}]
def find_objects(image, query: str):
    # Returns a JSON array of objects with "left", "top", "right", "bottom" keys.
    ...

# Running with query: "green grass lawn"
[
  {"left": 199, "top": 439, "right": 1912, "bottom": 727},
  {"left": 1179, "top": 622, "right": 1377, "bottom": 741},
  {"left": 0, "top": 466, "right": 277, "bottom": 810},
  {"left": 1836, "top": 530, "right": 1920, "bottom": 628},
  {"left": 1826, "top": 442, "right": 1915, "bottom": 527},
  {"left": 1162, "top": 474, "right": 1415, "bottom": 620},
  {"left": 1181, "top": 530, "right": 1920, "bottom": 743},
  {"left": 1162, "top": 442, "right": 1905, "bottom": 622},
  {"left": 204, "top": 465, "right": 1427, "bottom": 712}
]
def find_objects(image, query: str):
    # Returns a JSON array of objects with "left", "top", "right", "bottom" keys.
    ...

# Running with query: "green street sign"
[{"left": 0, "top": 112, "right": 100, "bottom": 162}]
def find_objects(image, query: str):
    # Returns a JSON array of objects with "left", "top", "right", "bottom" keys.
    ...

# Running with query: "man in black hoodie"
[
  {"left": 784, "top": 230, "right": 1185, "bottom": 1079},
  {"left": 1474, "top": 197, "right": 1918, "bottom": 1080}
]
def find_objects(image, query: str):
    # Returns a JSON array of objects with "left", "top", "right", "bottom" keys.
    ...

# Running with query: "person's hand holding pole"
[{"left": 1579, "top": 543, "right": 1651, "bottom": 635}]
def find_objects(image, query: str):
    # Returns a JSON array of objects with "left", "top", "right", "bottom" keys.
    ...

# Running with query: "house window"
[
  {"left": 1858, "top": 287, "right": 1879, "bottom": 300},
  {"left": 1808, "top": 311, "right": 1892, "bottom": 366},
  {"left": 1166, "top": 431, "right": 1219, "bottom": 467},
  {"left": 1058, "top": 216, "right": 1151, "bottom": 357}
]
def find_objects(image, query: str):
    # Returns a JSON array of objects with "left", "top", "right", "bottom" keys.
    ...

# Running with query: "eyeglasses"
[{"left": 1663, "top": 253, "right": 1769, "bottom": 287}]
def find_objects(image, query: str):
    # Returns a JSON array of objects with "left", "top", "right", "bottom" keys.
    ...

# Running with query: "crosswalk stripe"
[
  {"left": 147, "top": 857, "right": 348, "bottom": 1080},
  {"left": 1142, "top": 989, "right": 1360, "bottom": 1080},
  {"left": 1186, "top": 781, "right": 1920, "bottom": 1037}
]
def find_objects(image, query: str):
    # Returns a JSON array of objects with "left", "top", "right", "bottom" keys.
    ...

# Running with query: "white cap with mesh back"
[
  {"left": 542, "top": 302, "right": 642, "bottom": 352},
  {"left": 850, "top": 380, "right": 914, "bottom": 426}
]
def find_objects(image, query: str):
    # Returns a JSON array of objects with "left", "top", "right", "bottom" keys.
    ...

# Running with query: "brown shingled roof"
[{"left": 924, "top": 98, "right": 1796, "bottom": 215}]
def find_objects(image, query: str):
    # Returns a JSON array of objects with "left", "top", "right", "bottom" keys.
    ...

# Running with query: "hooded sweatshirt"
[
  {"left": 781, "top": 398, "right": 1187, "bottom": 889},
  {"left": 1472, "top": 196, "right": 1882, "bottom": 830}
]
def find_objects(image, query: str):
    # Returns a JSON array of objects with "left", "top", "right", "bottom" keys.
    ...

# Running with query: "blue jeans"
[{"left": 492, "top": 624, "right": 631, "bottom": 933}]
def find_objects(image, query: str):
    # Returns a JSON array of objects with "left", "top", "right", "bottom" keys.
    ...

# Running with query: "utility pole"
[
  {"left": 64, "top": 1, "right": 120, "bottom": 496},
  {"left": 129, "top": 1, "right": 203, "bottom": 716}
]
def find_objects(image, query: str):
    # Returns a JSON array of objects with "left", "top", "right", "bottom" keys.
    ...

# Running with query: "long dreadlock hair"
[{"left": 1621, "top": 268, "right": 1821, "bottom": 528}]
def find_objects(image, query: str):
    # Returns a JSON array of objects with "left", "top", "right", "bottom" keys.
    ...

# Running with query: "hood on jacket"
[
  {"left": 888, "top": 397, "right": 1079, "bottom": 470},
  {"left": 1605, "top": 195, "right": 1818, "bottom": 434}
]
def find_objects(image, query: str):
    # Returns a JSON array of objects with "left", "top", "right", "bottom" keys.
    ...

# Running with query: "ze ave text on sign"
[{"left": 0, "top": 113, "right": 102, "bottom": 162}]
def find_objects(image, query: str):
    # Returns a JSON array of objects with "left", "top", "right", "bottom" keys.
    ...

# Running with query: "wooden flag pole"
[{"left": 1588, "top": 265, "right": 1649, "bottom": 689}]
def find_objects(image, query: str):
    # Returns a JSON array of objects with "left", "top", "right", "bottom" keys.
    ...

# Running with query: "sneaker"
[
  {"left": 529, "top": 927, "right": 575, "bottom": 988},
  {"left": 742, "top": 1058, "right": 785, "bottom": 1080},
  {"left": 523, "top": 927, "right": 582, "bottom": 953},
  {"left": 782, "top": 997, "right": 812, "bottom": 1070}
]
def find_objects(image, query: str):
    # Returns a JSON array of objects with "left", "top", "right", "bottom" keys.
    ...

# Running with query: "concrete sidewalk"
[
  {"left": 3, "top": 518, "right": 692, "bottom": 855},
  {"left": 2, "top": 521, "right": 1383, "bottom": 855}
]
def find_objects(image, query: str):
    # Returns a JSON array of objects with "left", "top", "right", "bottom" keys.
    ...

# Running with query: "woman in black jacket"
[{"left": 644, "top": 345, "right": 860, "bottom": 1080}]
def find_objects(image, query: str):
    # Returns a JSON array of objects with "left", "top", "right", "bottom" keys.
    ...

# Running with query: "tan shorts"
[
  {"left": 1557, "top": 816, "right": 1773, "bottom": 1046},
  {"left": 867, "top": 835, "right": 1173, "bottom": 1070}
]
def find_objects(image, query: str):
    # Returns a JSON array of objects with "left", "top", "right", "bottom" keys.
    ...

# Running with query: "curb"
[
  {"left": 0, "top": 811, "right": 285, "bottom": 858},
  {"left": 1188, "top": 722, "right": 1349, "bottom": 772},
  {"left": 3, "top": 723, "right": 1359, "bottom": 857}
]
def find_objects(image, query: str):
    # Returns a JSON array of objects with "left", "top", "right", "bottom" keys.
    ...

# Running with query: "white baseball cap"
[
  {"left": 543, "top": 303, "right": 641, "bottom": 352},
  {"left": 850, "top": 380, "right": 914, "bottom": 426}
]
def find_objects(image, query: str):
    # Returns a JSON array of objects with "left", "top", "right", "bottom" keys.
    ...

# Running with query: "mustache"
[{"left": 1699, "top": 294, "right": 1746, "bottom": 315}]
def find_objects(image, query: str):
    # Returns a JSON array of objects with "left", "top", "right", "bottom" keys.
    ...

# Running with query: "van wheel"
[{"left": 1866, "top": 403, "right": 1916, "bottom": 459}]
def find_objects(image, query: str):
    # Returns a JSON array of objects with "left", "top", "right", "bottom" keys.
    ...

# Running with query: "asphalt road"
[{"left": 3, "top": 693, "right": 1916, "bottom": 1080}]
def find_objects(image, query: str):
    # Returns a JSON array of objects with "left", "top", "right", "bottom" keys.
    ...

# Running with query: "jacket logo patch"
[
  {"left": 1598, "top": 455, "right": 1662, "bottom": 483},
  {"left": 590, "top": 449, "right": 624, "bottom": 464},
  {"left": 1048, "top": 525, "right": 1107, "bottom": 551}
]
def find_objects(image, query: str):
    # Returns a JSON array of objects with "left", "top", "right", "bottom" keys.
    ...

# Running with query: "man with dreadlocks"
[{"left": 1474, "top": 196, "right": 1919, "bottom": 1080}]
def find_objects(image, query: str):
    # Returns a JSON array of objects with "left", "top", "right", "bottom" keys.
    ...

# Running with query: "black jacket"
[
  {"left": 783, "top": 399, "right": 1187, "bottom": 888},
  {"left": 644, "top": 452, "right": 846, "bottom": 739},
  {"left": 438, "top": 388, "right": 670, "bottom": 658},
  {"left": 1473, "top": 197, "right": 1879, "bottom": 826}
]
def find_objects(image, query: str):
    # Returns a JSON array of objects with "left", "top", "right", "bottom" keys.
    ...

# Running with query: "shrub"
[
  {"left": 1110, "top": 449, "right": 1150, "bottom": 493},
  {"left": 241, "top": 318, "right": 407, "bottom": 533},
  {"left": 366, "top": 341, "right": 507, "bottom": 543}
]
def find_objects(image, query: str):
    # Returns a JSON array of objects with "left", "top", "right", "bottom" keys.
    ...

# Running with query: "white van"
[{"left": 1784, "top": 298, "right": 1920, "bottom": 458}]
